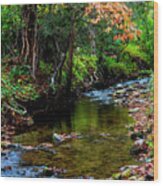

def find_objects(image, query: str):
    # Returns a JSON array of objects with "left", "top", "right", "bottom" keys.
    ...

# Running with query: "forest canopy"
[{"left": 1, "top": 1, "right": 154, "bottom": 125}]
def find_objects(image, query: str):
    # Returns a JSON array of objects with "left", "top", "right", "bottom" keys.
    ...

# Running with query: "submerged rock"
[
  {"left": 52, "top": 132, "right": 83, "bottom": 144},
  {"left": 53, "top": 133, "right": 64, "bottom": 143}
]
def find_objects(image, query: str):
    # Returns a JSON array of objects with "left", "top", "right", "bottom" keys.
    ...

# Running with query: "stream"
[{"left": 1, "top": 77, "right": 150, "bottom": 179}]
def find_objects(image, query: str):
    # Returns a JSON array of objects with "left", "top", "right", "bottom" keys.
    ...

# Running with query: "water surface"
[{"left": 13, "top": 96, "right": 138, "bottom": 178}]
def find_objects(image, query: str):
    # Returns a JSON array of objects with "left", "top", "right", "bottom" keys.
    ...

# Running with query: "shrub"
[
  {"left": 72, "top": 51, "right": 97, "bottom": 87},
  {"left": 122, "top": 44, "right": 149, "bottom": 63},
  {"left": 39, "top": 60, "right": 53, "bottom": 75},
  {"left": 1, "top": 65, "right": 39, "bottom": 124},
  {"left": 103, "top": 56, "right": 137, "bottom": 78}
]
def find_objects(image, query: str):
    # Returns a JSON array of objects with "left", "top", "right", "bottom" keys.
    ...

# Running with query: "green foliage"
[
  {"left": 123, "top": 44, "right": 149, "bottom": 63},
  {"left": 1, "top": 2, "right": 154, "bottom": 125},
  {"left": 2, "top": 74, "right": 39, "bottom": 102},
  {"left": 39, "top": 60, "right": 53, "bottom": 75},
  {"left": 72, "top": 50, "right": 97, "bottom": 86},
  {"left": 103, "top": 56, "right": 137, "bottom": 78},
  {"left": 139, "top": 69, "right": 153, "bottom": 76},
  {"left": 2, "top": 65, "right": 39, "bottom": 116},
  {"left": 1, "top": 5, "right": 22, "bottom": 57},
  {"left": 10, "top": 65, "right": 31, "bottom": 78},
  {"left": 107, "top": 62, "right": 129, "bottom": 77},
  {"left": 127, "top": 1, "right": 154, "bottom": 67}
]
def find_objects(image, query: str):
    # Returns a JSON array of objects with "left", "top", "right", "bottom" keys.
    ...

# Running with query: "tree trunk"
[
  {"left": 66, "top": 20, "right": 75, "bottom": 94},
  {"left": 21, "top": 5, "right": 38, "bottom": 79}
]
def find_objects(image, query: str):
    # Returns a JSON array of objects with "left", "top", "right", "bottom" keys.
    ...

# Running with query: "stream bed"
[{"left": 1, "top": 78, "right": 150, "bottom": 179}]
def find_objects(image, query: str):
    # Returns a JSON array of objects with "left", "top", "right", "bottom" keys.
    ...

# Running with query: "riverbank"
[
  {"left": 110, "top": 78, "right": 154, "bottom": 180},
  {"left": 1, "top": 77, "right": 154, "bottom": 180}
]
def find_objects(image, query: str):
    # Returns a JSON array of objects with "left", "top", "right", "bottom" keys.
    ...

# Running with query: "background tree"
[{"left": 21, "top": 5, "right": 38, "bottom": 79}]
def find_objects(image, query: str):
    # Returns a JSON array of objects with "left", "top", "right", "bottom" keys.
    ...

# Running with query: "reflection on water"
[{"left": 14, "top": 96, "right": 138, "bottom": 178}]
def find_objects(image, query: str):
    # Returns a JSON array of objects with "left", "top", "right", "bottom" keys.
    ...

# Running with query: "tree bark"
[{"left": 21, "top": 5, "right": 38, "bottom": 79}]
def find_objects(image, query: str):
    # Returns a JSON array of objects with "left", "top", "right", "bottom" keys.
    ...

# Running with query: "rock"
[
  {"left": 123, "top": 93, "right": 129, "bottom": 98},
  {"left": 2, "top": 166, "right": 12, "bottom": 171},
  {"left": 43, "top": 166, "right": 67, "bottom": 177},
  {"left": 135, "top": 99, "right": 145, "bottom": 104},
  {"left": 145, "top": 174, "right": 154, "bottom": 181},
  {"left": 70, "top": 132, "right": 83, "bottom": 139},
  {"left": 43, "top": 167, "right": 54, "bottom": 177},
  {"left": 130, "top": 145, "right": 148, "bottom": 156},
  {"left": 121, "top": 168, "right": 131, "bottom": 178},
  {"left": 52, "top": 132, "right": 83, "bottom": 144},
  {"left": 99, "top": 132, "right": 110, "bottom": 137},
  {"left": 145, "top": 158, "right": 153, "bottom": 163},
  {"left": 53, "top": 133, "right": 64, "bottom": 143},
  {"left": 132, "top": 91, "right": 140, "bottom": 98},
  {"left": 115, "top": 94, "right": 124, "bottom": 98},
  {"left": 39, "top": 143, "right": 54, "bottom": 148},
  {"left": 107, "top": 92, "right": 113, "bottom": 96},
  {"left": 36, "top": 146, "right": 56, "bottom": 155},
  {"left": 130, "top": 146, "right": 142, "bottom": 156},
  {"left": 22, "top": 145, "right": 35, "bottom": 151},
  {"left": 112, "top": 93, "right": 117, "bottom": 97},
  {"left": 1, "top": 151, "right": 8, "bottom": 156},
  {"left": 112, "top": 173, "right": 121, "bottom": 179},
  {"left": 134, "top": 139, "right": 144, "bottom": 146},
  {"left": 7, "top": 143, "right": 23, "bottom": 150},
  {"left": 127, "top": 165, "right": 139, "bottom": 169},
  {"left": 129, "top": 108, "right": 140, "bottom": 113},
  {"left": 135, "top": 84, "right": 146, "bottom": 89},
  {"left": 116, "top": 89, "right": 126, "bottom": 94},
  {"left": 140, "top": 89, "right": 150, "bottom": 94},
  {"left": 120, "top": 166, "right": 127, "bottom": 172},
  {"left": 138, "top": 176, "right": 145, "bottom": 181},
  {"left": 127, "top": 86, "right": 135, "bottom": 92},
  {"left": 1, "top": 141, "right": 12, "bottom": 148},
  {"left": 128, "top": 176, "right": 137, "bottom": 180},
  {"left": 114, "top": 99, "right": 122, "bottom": 104},
  {"left": 122, "top": 98, "right": 127, "bottom": 103},
  {"left": 116, "top": 83, "right": 123, "bottom": 89},
  {"left": 130, "top": 132, "right": 144, "bottom": 140}
]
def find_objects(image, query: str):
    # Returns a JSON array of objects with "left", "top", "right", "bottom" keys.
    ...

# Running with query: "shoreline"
[
  {"left": 1, "top": 77, "right": 154, "bottom": 180},
  {"left": 111, "top": 80, "right": 154, "bottom": 180}
]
